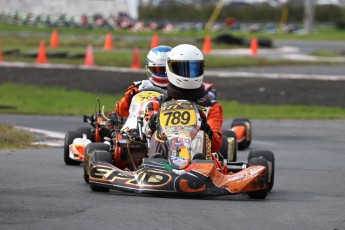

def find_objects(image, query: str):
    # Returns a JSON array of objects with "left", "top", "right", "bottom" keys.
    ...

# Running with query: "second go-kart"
[
  {"left": 83, "top": 86, "right": 166, "bottom": 182},
  {"left": 63, "top": 99, "right": 121, "bottom": 165}
]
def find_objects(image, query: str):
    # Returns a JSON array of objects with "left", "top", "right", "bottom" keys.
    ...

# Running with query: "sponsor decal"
[
  {"left": 196, "top": 104, "right": 207, "bottom": 111},
  {"left": 127, "top": 170, "right": 172, "bottom": 188},
  {"left": 197, "top": 98, "right": 206, "bottom": 103},
  {"left": 228, "top": 166, "right": 263, "bottom": 183},
  {"left": 177, "top": 137, "right": 190, "bottom": 144},
  {"left": 172, "top": 157, "right": 187, "bottom": 166}
]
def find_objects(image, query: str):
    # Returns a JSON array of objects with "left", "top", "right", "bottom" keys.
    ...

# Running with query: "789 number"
[{"left": 163, "top": 111, "right": 191, "bottom": 126}]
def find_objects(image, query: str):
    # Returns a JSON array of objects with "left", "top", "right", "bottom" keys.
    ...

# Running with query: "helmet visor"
[
  {"left": 147, "top": 66, "right": 167, "bottom": 75},
  {"left": 169, "top": 60, "right": 204, "bottom": 78}
]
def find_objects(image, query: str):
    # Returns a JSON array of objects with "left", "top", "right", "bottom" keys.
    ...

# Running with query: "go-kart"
[
  {"left": 83, "top": 86, "right": 166, "bottom": 182},
  {"left": 64, "top": 86, "right": 165, "bottom": 166},
  {"left": 63, "top": 99, "right": 121, "bottom": 165},
  {"left": 85, "top": 99, "right": 275, "bottom": 199}
]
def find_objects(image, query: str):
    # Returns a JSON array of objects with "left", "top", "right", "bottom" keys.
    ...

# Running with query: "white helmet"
[
  {"left": 166, "top": 44, "right": 204, "bottom": 89},
  {"left": 146, "top": 45, "right": 172, "bottom": 88}
]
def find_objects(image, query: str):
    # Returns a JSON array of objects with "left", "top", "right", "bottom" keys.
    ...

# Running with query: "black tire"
[
  {"left": 91, "top": 150, "right": 113, "bottom": 164},
  {"left": 247, "top": 157, "right": 269, "bottom": 199},
  {"left": 247, "top": 150, "right": 275, "bottom": 191},
  {"left": 219, "top": 129, "right": 237, "bottom": 162},
  {"left": 83, "top": 143, "right": 110, "bottom": 184},
  {"left": 89, "top": 150, "right": 113, "bottom": 192},
  {"left": 231, "top": 118, "right": 252, "bottom": 150},
  {"left": 77, "top": 127, "right": 93, "bottom": 141},
  {"left": 64, "top": 130, "right": 82, "bottom": 165}
]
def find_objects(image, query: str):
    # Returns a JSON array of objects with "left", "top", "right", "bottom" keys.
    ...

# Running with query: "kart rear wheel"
[
  {"left": 219, "top": 129, "right": 237, "bottom": 162},
  {"left": 64, "top": 130, "right": 82, "bottom": 165},
  {"left": 77, "top": 127, "right": 93, "bottom": 142},
  {"left": 248, "top": 150, "right": 275, "bottom": 191},
  {"left": 83, "top": 143, "right": 110, "bottom": 183},
  {"left": 231, "top": 118, "right": 252, "bottom": 150},
  {"left": 89, "top": 150, "right": 113, "bottom": 192},
  {"left": 247, "top": 157, "right": 269, "bottom": 199}
]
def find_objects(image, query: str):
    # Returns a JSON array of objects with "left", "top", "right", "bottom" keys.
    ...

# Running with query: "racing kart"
[
  {"left": 63, "top": 100, "right": 121, "bottom": 165},
  {"left": 82, "top": 86, "right": 166, "bottom": 182},
  {"left": 84, "top": 99, "right": 275, "bottom": 199}
]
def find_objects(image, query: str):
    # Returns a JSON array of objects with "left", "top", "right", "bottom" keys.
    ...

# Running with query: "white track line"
[
  {"left": 16, "top": 126, "right": 65, "bottom": 139},
  {"left": 16, "top": 126, "right": 65, "bottom": 147}
]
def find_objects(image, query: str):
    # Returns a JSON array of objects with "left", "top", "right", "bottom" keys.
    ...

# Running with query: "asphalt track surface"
[{"left": 0, "top": 114, "right": 344, "bottom": 230}]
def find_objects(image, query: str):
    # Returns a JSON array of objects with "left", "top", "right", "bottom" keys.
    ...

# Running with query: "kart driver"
[
  {"left": 115, "top": 46, "right": 217, "bottom": 118},
  {"left": 145, "top": 44, "right": 223, "bottom": 159},
  {"left": 115, "top": 45, "right": 172, "bottom": 117}
]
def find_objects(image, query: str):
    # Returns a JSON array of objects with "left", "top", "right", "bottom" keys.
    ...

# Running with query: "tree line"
[{"left": 139, "top": 3, "right": 345, "bottom": 26}]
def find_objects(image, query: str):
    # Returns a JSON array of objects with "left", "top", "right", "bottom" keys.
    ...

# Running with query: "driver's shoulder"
[
  {"left": 136, "top": 80, "right": 154, "bottom": 89},
  {"left": 196, "top": 97, "right": 218, "bottom": 107}
]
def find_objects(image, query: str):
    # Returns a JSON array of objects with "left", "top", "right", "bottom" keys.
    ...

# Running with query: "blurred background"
[
  {"left": 0, "top": 0, "right": 344, "bottom": 34},
  {"left": 0, "top": 0, "right": 345, "bottom": 116}
]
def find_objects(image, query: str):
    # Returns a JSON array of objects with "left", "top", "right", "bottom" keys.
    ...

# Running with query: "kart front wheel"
[
  {"left": 83, "top": 143, "right": 110, "bottom": 183},
  {"left": 248, "top": 150, "right": 275, "bottom": 191},
  {"left": 89, "top": 150, "right": 113, "bottom": 192},
  {"left": 64, "top": 130, "right": 82, "bottom": 165},
  {"left": 247, "top": 157, "right": 269, "bottom": 199}
]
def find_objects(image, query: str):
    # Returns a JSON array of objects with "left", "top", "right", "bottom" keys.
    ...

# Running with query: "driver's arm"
[
  {"left": 114, "top": 84, "right": 139, "bottom": 117},
  {"left": 206, "top": 103, "right": 223, "bottom": 153}
]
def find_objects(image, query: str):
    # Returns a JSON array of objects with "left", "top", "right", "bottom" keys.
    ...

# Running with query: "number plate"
[
  {"left": 134, "top": 91, "right": 162, "bottom": 103},
  {"left": 159, "top": 101, "right": 197, "bottom": 129}
]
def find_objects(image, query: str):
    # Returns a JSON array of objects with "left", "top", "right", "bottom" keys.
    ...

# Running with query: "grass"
[
  {"left": 2, "top": 49, "right": 322, "bottom": 68},
  {"left": 0, "top": 124, "right": 34, "bottom": 149},
  {"left": 311, "top": 50, "right": 345, "bottom": 57},
  {"left": 0, "top": 83, "right": 119, "bottom": 115},
  {"left": 221, "top": 101, "right": 345, "bottom": 119},
  {"left": 1, "top": 83, "right": 345, "bottom": 119},
  {"left": 1, "top": 21, "right": 344, "bottom": 68}
]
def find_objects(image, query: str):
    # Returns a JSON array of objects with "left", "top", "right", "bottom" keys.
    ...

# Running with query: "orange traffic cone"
[
  {"left": 103, "top": 32, "right": 113, "bottom": 50},
  {"left": 50, "top": 29, "right": 59, "bottom": 48},
  {"left": 36, "top": 41, "right": 47, "bottom": 64},
  {"left": 150, "top": 33, "right": 159, "bottom": 50},
  {"left": 202, "top": 36, "right": 212, "bottom": 54},
  {"left": 250, "top": 37, "right": 258, "bottom": 56},
  {"left": 131, "top": 48, "right": 141, "bottom": 69},
  {"left": 84, "top": 44, "right": 94, "bottom": 66}
]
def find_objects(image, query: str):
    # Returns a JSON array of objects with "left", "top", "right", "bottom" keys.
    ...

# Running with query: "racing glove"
[
  {"left": 200, "top": 122, "right": 213, "bottom": 139},
  {"left": 124, "top": 87, "right": 139, "bottom": 105},
  {"left": 148, "top": 113, "right": 158, "bottom": 132}
]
